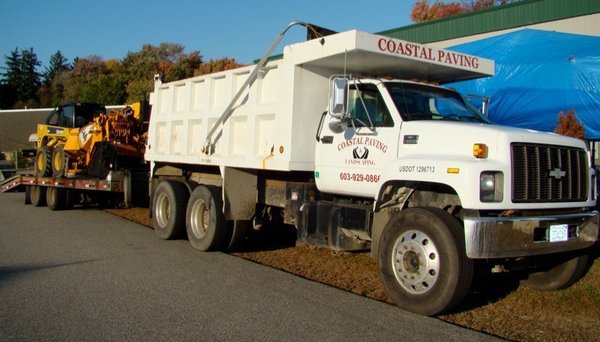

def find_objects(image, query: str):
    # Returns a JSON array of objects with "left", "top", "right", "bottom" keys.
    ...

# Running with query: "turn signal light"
[{"left": 473, "top": 143, "right": 488, "bottom": 159}]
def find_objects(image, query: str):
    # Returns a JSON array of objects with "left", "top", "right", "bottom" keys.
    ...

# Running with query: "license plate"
[{"left": 549, "top": 224, "right": 569, "bottom": 242}]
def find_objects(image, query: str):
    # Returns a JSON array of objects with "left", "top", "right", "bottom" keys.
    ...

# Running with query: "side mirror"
[{"left": 329, "top": 77, "right": 348, "bottom": 118}]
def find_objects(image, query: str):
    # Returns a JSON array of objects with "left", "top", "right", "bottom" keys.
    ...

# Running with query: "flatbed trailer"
[{"left": 1, "top": 171, "right": 144, "bottom": 209}]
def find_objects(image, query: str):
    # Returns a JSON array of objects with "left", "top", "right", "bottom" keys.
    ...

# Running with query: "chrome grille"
[{"left": 511, "top": 143, "right": 588, "bottom": 203}]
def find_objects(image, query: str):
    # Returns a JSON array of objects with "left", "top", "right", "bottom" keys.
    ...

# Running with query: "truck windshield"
[{"left": 384, "top": 82, "right": 489, "bottom": 123}]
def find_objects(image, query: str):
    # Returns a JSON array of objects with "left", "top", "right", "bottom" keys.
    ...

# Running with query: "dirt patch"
[{"left": 105, "top": 207, "right": 600, "bottom": 341}]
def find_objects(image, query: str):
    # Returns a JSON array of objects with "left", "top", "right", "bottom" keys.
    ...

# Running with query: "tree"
[
  {"left": 79, "top": 73, "right": 128, "bottom": 104},
  {"left": 0, "top": 49, "right": 20, "bottom": 108},
  {"left": 194, "top": 57, "right": 245, "bottom": 76},
  {"left": 121, "top": 43, "right": 202, "bottom": 102},
  {"left": 1, "top": 47, "right": 41, "bottom": 108},
  {"left": 61, "top": 55, "right": 108, "bottom": 102},
  {"left": 42, "top": 50, "right": 70, "bottom": 86},
  {"left": 18, "top": 48, "right": 41, "bottom": 105},
  {"left": 410, "top": 0, "right": 518, "bottom": 23},
  {"left": 38, "top": 51, "right": 71, "bottom": 107},
  {"left": 555, "top": 109, "right": 585, "bottom": 139},
  {"left": 411, "top": 1, "right": 466, "bottom": 23}
]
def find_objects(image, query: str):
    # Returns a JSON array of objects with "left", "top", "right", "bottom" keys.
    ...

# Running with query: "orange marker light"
[{"left": 473, "top": 143, "right": 488, "bottom": 159}]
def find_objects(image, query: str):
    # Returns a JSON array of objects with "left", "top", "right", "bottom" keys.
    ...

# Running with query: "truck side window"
[{"left": 347, "top": 84, "right": 393, "bottom": 127}]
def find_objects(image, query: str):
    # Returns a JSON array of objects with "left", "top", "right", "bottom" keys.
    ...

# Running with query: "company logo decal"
[
  {"left": 548, "top": 168, "right": 566, "bottom": 180},
  {"left": 353, "top": 147, "right": 369, "bottom": 159},
  {"left": 337, "top": 137, "right": 387, "bottom": 166}
]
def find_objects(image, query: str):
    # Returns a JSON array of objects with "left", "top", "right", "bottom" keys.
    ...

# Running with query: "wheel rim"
[
  {"left": 53, "top": 151, "right": 63, "bottom": 171},
  {"left": 47, "top": 187, "right": 56, "bottom": 206},
  {"left": 155, "top": 193, "right": 170, "bottom": 227},
  {"left": 36, "top": 153, "right": 44, "bottom": 172},
  {"left": 391, "top": 229, "right": 440, "bottom": 294},
  {"left": 190, "top": 199, "right": 209, "bottom": 239}
]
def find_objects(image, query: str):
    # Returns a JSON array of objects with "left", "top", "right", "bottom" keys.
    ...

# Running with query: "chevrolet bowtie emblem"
[{"left": 548, "top": 168, "right": 566, "bottom": 180}]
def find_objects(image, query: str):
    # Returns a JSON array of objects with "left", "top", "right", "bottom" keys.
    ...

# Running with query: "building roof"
[{"left": 379, "top": 0, "right": 600, "bottom": 43}]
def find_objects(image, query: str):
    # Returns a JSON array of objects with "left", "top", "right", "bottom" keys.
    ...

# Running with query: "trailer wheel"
[
  {"left": 152, "top": 180, "right": 188, "bottom": 240},
  {"left": 30, "top": 186, "right": 47, "bottom": 207},
  {"left": 46, "top": 187, "right": 70, "bottom": 211},
  {"left": 186, "top": 185, "right": 227, "bottom": 251},
  {"left": 521, "top": 251, "right": 590, "bottom": 291},
  {"left": 378, "top": 207, "right": 473, "bottom": 316},
  {"left": 51, "top": 145, "right": 67, "bottom": 177},
  {"left": 35, "top": 146, "right": 53, "bottom": 177},
  {"left": 25, "top": 186, "right": 32, "bottom": 204}
]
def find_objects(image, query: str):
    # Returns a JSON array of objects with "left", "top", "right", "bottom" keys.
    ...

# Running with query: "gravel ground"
[{"left": 106, "top": 207, "right": 600, "bottom": 341}]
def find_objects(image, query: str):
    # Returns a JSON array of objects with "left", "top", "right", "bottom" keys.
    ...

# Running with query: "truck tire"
[
  {"left": 152, "top": 180, "right": 189, "bottom": 240},
  {"left": 51, "top": 145, "right": 67, "bottom": 177},
  {"left": 224, "top": 220, "right": 249, "bottom": 252},
  {"left": 25, "top": 186, "right": 32, "bottom": 204},
  {"left": 378, "top": 207, "right": 473, "bottom": 316},
  {"left": 186, "top": 185, "right": 227, "bottom": 251},
  {"left": 521, "top": 251, "right": 590, "bottom": 291},
  {"left": 46, "top": 187, "right": 70, "bottom": 211},
  {"left": 35, "top": 146, "right": 53, "bottom": 177},
  {"left": 30, "top": 186, "right": 47, "bottom": 207}
]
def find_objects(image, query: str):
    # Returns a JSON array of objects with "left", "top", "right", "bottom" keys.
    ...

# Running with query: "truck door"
[{"left": 315, "top": 82, "right": 398, "bottom": 198}]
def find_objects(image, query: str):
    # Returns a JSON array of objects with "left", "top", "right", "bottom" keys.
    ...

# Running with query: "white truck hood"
[{"left": 397, "top": 121, "right": 587, "bottom": 160}]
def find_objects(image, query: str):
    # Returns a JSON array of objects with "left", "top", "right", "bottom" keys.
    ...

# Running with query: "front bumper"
[{"left": 464, "top": 211, "right": 599, "bottom": 259}]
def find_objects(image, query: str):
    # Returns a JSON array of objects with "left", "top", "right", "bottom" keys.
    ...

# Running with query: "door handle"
[{"left": 321, "top": 136, "right": 333, "bottom": 144}]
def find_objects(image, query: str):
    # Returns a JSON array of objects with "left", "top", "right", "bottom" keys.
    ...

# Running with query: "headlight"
[{"left": 480, "top": 171, "right": 503, "bottom": 202}]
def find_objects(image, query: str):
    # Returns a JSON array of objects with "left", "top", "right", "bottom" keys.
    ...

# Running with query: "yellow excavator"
[{"left": 34, "top": 102, "right": 148, "bottom": 178}]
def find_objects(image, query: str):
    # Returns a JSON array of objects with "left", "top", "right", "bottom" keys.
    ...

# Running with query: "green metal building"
[{"left": 380, "top": 0, "right": 600, "bottom": 47}]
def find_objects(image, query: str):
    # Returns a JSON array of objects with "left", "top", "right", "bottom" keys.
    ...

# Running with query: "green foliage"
[
  {"left": 80, "top": 73, "right": 128, "bottom": 104},
  {"left": 411, "top": 0, "right": 519, "bottom": 23},
  {"left": 43, "top": 50, "right": 70, "bottom": 86},
  {"left": 38, "top": 50, "right": 71, "bottom": 107},
  {"left": 1, "top": 47, "right": 41, "bottom": 108},
  {"left": 122, "top": 43, "right": 202, "bottom": 102},
  {"left": 61, "top": 55, "right": 108, "bottom": 102},
  {"left": 2, "top": 41, "right": 243, "bottom": 108},
  {"left": 194, "top": 57, "right": 245, "bottom": 76}
]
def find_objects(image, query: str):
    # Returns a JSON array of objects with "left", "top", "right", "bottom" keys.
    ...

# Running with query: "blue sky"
[{"left": 0, "top": 0, "right": 418, "bottom": 69}]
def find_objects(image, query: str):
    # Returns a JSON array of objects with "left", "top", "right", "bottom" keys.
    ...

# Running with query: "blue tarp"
[{"left": 447, "top": 29, "right": 600, "bottom": 139}]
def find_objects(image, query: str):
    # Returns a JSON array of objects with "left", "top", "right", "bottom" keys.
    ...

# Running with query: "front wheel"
[
  {"left": 521, "top": 251, "right": 590, "bottom": 291},
  {"left": 378, "top": 207, "right": 473, "bottom": 316}
]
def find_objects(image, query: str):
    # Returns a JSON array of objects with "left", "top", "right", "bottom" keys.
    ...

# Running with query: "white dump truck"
[{"left": 145, "top": 22, "right": 598, "bottom": 315}]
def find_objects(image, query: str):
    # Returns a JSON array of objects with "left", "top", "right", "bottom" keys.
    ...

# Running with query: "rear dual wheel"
[
  {"left": 186, "top": 185, "right": 227, "bottom": 251},
  {"left": 152, "top": 180, "right": 247, "bottom": 251},
  {"left": 152, "top": 180, "right": 189, "bottom": 240}
]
